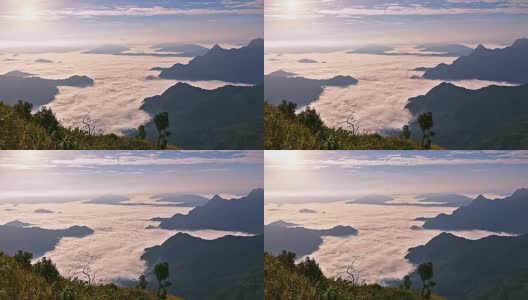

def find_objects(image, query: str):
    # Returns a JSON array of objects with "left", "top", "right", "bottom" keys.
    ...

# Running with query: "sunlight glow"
[
  {"left": 19, "top": 4, "right": 38, "bottom": 21},
  {"left": 267, "top": 151, "right": 302, "bottom": 169}
]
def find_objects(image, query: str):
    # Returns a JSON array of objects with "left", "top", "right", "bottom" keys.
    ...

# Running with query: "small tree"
[
  {"left": 298, "top": 106, "right": 324, "bottom": 134},
  {"left": 297, "top": 257, "right": 324, "bottom": 285},
  {"left": 136, "top": 274, "right": 148, "bottom": 290},
  {"left": 154, "top": 112, "right": 170, "bottom": 149},
  {"left": 277, "top": 250, "right": 296, "bottom": 270},
  {"left": 14, "top": 100, "right": 33, "bottom": 119},
  {"left": 418, "top": 262, "right": 435, "bottom": 300},
  {"left": 33, "top": 257, "right": 60, "bottom": 284},
  {"left": 14, "top": 250, "right": 33, "bottom": 270},
  {"left": 154, "top": 262, "right": 171, "bottom": 300},
  {"left": 278, "top": 100, "right": 297, "bottom": 119},
  {"left": 401, "top": 274, "right": 412, "bottom": 289},
  {"left": 418, "top": 112, "right": 435, "bottom": 149},
  {"left": 400, "top": 125, "right": 411, "bottom": 139},
  {"left": 34, "top": 106, "right": 60, "bottom": 134},
  {"left": 137, "top": 125, "right": 147, "bottom": 139}
]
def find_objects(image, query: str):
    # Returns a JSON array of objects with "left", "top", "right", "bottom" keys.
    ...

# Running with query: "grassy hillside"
[
  {"left": 0, "top": 252, "right": 180, "bottom": 300},
  {"left": 265, "top": 102, "right": 437, "bottom": 150},
  {"left": 265, "top": 252, "right": 445, "bottom": 300},
  {"left": 0, "top": 101, "right": 178, "bottom": 150}
]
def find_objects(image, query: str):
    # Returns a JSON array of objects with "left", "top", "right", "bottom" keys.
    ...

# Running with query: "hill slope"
[
  {"left": 265, "top": 102, "right": 430, "bottom": 150},
  {"left": 142, "top": 233, "right": 263, "bottom": 300},
  {"left": 265, "top": 252, "right": 444, "bottom": 300},
  {"left": 406, "top": 233, "right": 528, "bottom": 300},
  {"left": 406, "top": 82, "right": 528, "bottom": 149},
  {"left": 141, "top": 83, "right": 263, "bottom": 150},
  {"left": 0, "top": 102, "right": 175, "bottom": 150},
  {"left": 0, "top": 253, "right": 180, "bottom": 300}
]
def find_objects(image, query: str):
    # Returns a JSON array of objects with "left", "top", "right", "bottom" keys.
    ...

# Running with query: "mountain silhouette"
[
  {"left": 141, "top": 233, "right": 263, "bottom": 300},
  {"left": 156, "top": 189, "right": 263, "bottom": 234},
  {"left": 152, "top": 43, "right": 209, "bottom": 57},
  {"left": 265, "top": 72, "right": 358, "bottom": 106},
  {"left": 406, "top": 82, "right": 528, "bottom": 149},
  {"left": 265, "top": 220, "right": 358, "bottom": 257},
  {"left": 140, "top": 82, "right": 263, "bottom": 150},
  {"left": 157, "top": 38, "right": 264, "bottom": 84},
  {"left": 0, "top": 224, "right": 93, "bottom": 257},
  {"left": 422, "top": 189, "right": 528, "bottom": 234},
  {"left": 406, "top": 232, "right": 528, "bottom": 300},
  {"left": 422, "top": 38, "right": 528, "bottom": 83},
  {"left": 0, "top": 71, "right": 94, "bottom": 106},
  {"left": 149, "top": 193, "right": 209, "bottom": 207}
]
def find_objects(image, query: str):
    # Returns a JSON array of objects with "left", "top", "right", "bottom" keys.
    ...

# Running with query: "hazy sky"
[
  {"left": 266, "top": 151, "right": 528, "bottom": 202},
  {"left": 0, "top": 151, "right": 263, "bottom": 202},
  {"left": 0, "top": 0, "right": 263, "bottom": 47},
  {"left": 266, "top": 0, "right": 528, "bottom": 50}
]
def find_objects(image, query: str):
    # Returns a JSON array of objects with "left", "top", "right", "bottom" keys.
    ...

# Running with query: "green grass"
[
  {"left": 0, "top": 102, "right": 179, "bottom": 150},
  {"left": 265, "top": 253, "right": 445, "bottom": 300},
  {"left": 265, "top": 102, "right": 441, "bottom": 150},
  {"left": 0, "top": 253, "right": 180, "bottom": 300}
]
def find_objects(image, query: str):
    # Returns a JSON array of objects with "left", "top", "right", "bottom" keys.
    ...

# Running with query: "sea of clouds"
[
  {"left": 0, "top": 195, "right": 251, "bottom": 283},
  {"left": 0, "top": 48, "right": 244, "bottom": 134},
  {"left": 265, "top": 198, "right": 514, "bottom": 284},
  {"left": 265, "top": 50, "right": 516, "bottom": 133}
]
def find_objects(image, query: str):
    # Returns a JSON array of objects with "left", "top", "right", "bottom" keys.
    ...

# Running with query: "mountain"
[
  {"left": 157, "top": 39, "right": 264, "bottom": 84},
  {"left": 83, "top": 45, "right": 130, "bottom": 54},
  {"left": 264, "top": 220, "right": 358, "bottom": 257},
  {"left": 422, "top": 38, "right": 528, "bottom": 83},
  {"left": 347, "top": 195, "right": 394, "bottom": 205},
  {"left": 34, "top": 59, "right": 54, "bottom": 64},
  {"left": 150, "top": 193, "right": 209, "bottom": 207},
  {"left": 298, "top": 58, "right": 319, "bottom": 63},
  {"left": 265, "top": 73, "right": 358, "bottom": 106},
  {"left": 156, "top": 189, "right": 263, "bottom": 234},
  {"left": 152, "top": 43, "right": 209, "bottom": 57},
  {"left": 299, "top": 209, "right": 317, "bottom": 214},
  {"left": 0, "top": 72, "right": 94, "bottom": 106},
  {"left": 3, "top": 220, "right": 32, "bottom": 228},
  {"left": 422, "top": 189, "right": 528, "bottom": 234},
  {"left": 415, "top": 43, "right": 474, "bottom": 57},
  {"left": 141, "top": 233, "right": 263, "bottom": 300},
  {"left": 348, "top": 45, "right": 395, "bottom": 55},
  {"left": 84, "top": 194, "right": 129, "bottom": 205},
  {"left": 140, "top": 83, "right": 263, "bottom": 150},
  {"left": 34, "top": 209, "right": 55, "bottom": 214},
  {"left": 406, "top": 233, "right": 528, "bottom": 300},
  {"left": 0, "top": 224, "right": 93, "bottom": 256},
  {"left": 415, "top": 193, "right": 472, "bottom": 206},
  {"left": 406, "top": 82, "right": 528, "bottom": 149}
]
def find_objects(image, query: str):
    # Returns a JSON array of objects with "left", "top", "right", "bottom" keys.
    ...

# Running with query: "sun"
[
  {"left": 286, "top": 0, "right": 299, "bottom": 17},
  {"left": 19, "top": 4, "right": 38, "bottom": 21},
  {"left": 266, "top": 151, "right": 302, "bottom": 169}
]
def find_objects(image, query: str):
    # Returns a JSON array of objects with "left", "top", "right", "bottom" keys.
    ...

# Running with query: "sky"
[
  {"left": 265, "top": 150, "right": 528, "bottom": 202},
  {"left": 265, "top": 0, "right": 528, "bottom": 50},
  {"left": 0, "top": 150, "right": 263, "bottom": 202},
  {"left": 0, "top": 0, "right": 263, "bottom": 47}
]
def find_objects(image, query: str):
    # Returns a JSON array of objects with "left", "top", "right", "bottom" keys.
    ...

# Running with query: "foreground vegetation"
[
  {"left": 264, "top": 252, "right": 445, "bottom": 300},
  {"left": 0, "top": 101, "right": 178, "bottom": 150},
  {"left": 0, "top": 251, "right": 180, "bottom": 300},
  {"left": 265, "top": 101, "right": 440, "bottom": 150}
]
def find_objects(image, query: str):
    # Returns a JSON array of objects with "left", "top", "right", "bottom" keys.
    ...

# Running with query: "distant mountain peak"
[
  {"left": 210, "top": 194, "right": 225, "bottom": 202},
  {"left": 512, "top": 38, "right": 528, "bottom": 47},
  {"left": 248, "top": 38, "right": 264, "bottom": 48},
  {"left": 473, "top": 44, "right": 488, "bottom": 52},
  {"left": 474, "top": 194, "right": 488, "bottom": 202},
  {"left": 248, "top": 188, "right": 264, "bottom": 197},
  {"left": 512, "top": 188, "right": 528, "bottom": 197},
  {"left": 208, "top": 44, "right": 224, "bottom": 54}
]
